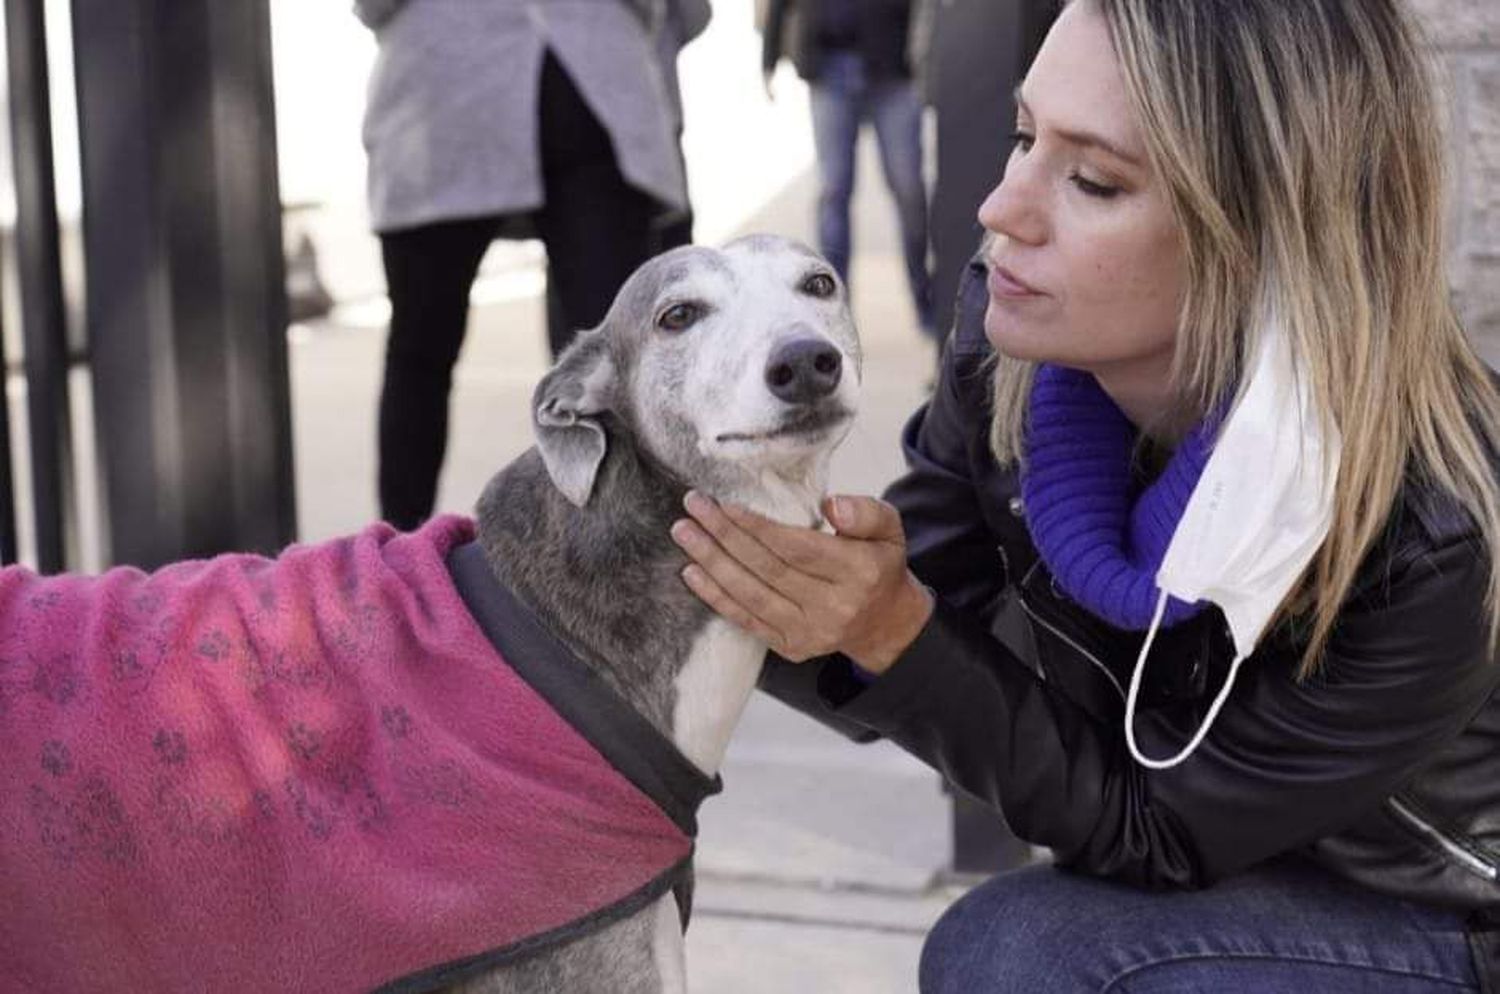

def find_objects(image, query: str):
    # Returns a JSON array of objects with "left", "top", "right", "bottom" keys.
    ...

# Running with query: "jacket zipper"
[
  {"left": 1388, "top": 795, "right": 1499, "bottom": 882},
  {"left": 1017, "top": 592, "right": 1127, "bottom": 703}
]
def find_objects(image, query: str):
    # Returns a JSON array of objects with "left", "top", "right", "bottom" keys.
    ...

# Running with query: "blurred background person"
[
  {"left": 761, "top": 0, "right": 937, "bottom": 347},
  {"left": 546, "top": 0, "right": 710, "bottom": 347},
  {"left": 356, "top": 0, "right": 704, "bottom": 531}
]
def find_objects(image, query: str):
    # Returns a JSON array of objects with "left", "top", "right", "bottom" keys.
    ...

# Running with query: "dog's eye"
[
  {"left": 657, "top": 302, "right": 701, "bottom": 332},
  {"left": 802, "top": 273, "right": 837, "bottom": 298}
]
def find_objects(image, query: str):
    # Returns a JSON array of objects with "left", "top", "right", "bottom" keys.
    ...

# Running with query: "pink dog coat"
[{"left": 0, "top": 516, "right": 714, "bottom": 993}]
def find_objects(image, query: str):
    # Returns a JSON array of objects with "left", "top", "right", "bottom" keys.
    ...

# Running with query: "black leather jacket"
[{"left": 762, "top": 258, "right": 1500, "bottom": 988}]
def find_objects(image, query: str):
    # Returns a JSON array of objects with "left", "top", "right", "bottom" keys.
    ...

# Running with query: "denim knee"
[
  {"left": 919, "top": 866, "right": 1091, "bottom": 994},
  {"left": 920, "top": 884, "right": 991, "bottom": 994},
  {"left": 918, "top": 860, "right": 1481, "bottom": 994}
]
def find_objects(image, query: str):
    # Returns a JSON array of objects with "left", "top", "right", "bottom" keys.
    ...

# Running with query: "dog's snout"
[{"left": 765, "top": 339, "right": 842, "bottom": 404}]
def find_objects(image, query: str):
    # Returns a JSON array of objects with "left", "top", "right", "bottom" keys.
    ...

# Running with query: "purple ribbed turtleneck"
[{"left": 1021, "top": 364, "right": 1218, "bottom": 630}]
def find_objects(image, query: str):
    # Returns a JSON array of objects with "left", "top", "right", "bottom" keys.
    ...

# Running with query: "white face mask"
[{"left": 1125, "top": 319, "right": 1342, "bottom": 769}]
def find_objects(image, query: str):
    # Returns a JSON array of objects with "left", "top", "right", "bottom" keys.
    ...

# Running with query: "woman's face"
[{"left": 979, "top": 1, "right": 1187, "bottom": 418}]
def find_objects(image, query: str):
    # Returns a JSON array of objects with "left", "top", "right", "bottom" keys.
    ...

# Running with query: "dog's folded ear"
[{"left": 533, "top": 331, "right": 615, "bottom": 507}]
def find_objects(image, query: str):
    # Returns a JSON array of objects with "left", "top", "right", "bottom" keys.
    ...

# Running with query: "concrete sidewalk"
[{"left": 289, "top": 140, "right": 974, "bottom": 991}]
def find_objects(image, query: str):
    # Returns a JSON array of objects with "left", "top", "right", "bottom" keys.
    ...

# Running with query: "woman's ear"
[{"left": 533, "top": 331, "right": 615, "bottom": 507}]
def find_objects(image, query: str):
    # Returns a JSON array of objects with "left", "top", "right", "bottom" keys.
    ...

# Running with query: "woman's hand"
[{"left": 669, "top": 491, "right": 934, "bottom": 675}]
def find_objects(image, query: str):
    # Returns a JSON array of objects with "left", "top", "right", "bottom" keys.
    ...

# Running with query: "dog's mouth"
[{"left": 714, "top": 405, "right": 855, "bottom": 444}]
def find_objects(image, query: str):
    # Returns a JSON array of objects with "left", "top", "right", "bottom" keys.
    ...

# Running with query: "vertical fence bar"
[
  {"left": 0, "top": 240, "right": 14, "bottom": 566},
  {"left": 72, "top": 0, "right": 294, "bottom": 569},
  {"left": 208, "top": 0, "right": 296, "bottom": 556},
  {"left": 6, "top": 0, "right": 74, "bottom": 572}
]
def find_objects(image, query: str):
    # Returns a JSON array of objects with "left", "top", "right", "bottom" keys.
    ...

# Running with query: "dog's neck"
[
  {"left": 713, "top": 463, "right": 829, "bottom": 530},
  {"left": 474, "top": 439, "right": 825, "bottom": 777}
]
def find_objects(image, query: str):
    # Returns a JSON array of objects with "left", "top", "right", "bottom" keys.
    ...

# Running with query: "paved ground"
[{"left": 289, "top": 137, "right": 974, "bottom": 991}]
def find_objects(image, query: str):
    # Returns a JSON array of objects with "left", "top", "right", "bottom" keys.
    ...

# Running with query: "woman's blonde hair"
[{"left": 990, "top": 0, "right": 1500, "bottom": 676}]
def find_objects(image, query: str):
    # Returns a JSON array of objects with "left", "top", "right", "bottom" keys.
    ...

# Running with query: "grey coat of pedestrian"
[{"left": 356, "top": 0, "right": 691, "bottom": 233}]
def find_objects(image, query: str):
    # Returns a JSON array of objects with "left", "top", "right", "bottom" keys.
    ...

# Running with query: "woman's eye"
[
  {"left": 657, "top": 302, "right": 701, "bottom": 332},
  {"left": 802, "top": 272, "right": 837, "bottom": 298},
  {"left": 1007, "top": 125, "right": 1119, "bottom": 199},
  {"left": 1071, "top": 174, "right": 1121, "bottom": 199}
]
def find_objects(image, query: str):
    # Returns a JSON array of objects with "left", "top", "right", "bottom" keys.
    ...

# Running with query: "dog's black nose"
[{"left": 765, "top": 339, "right": 843, "bottom": 404}]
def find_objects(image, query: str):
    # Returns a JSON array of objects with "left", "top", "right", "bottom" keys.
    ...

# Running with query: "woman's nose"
[{"left": 978, "top": 156, "right": 1047, "bottom": 247}]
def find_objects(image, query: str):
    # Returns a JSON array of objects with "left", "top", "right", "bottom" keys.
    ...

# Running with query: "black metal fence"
[{"left": 0, "top": 0, "right": 294, "bottom": 573}]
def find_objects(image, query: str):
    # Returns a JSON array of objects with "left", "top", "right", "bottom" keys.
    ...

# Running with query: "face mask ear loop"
[{"left": 1124, "top": 589, "right": 1248, "bottom": 770}]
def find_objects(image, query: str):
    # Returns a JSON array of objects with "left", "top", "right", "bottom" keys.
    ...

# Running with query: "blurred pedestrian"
[
  {"left": 761, "top": 0, "right": 937, "bottom": 343},
  {"left": 356, "top": 0, "right": 703, "bottom": 531},
  {"left": 545, "top": 0, "right": 710, "bottom": 349}
]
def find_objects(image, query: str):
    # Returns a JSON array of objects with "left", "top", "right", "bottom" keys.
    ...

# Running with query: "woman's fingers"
[
  {"left": 679, "top": 564, "right": 786, "bottom": 650},
  {"left": 824, "top": 494, "right": 905, "bottom": 543},
  {"left": 670, "top": 514, "right": 809, "bottom": 625},
  {"left": 670, "top": 490, "right": 918, "bottom": 664},
  {"left": 678, "top": 492, "right": 825, "bottom": 593},
  {"left": 698, "top": 496, "right": 865, "bottom": 583}
]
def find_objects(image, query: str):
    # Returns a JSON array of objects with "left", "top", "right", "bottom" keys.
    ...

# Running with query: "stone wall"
[{"left": 1410, "top": 0, "right": 1500, "bottom": 361}]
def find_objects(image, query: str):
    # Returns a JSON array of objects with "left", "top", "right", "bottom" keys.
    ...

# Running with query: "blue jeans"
[
  {"left": 808, "top": 51, "right": 936, "bottom": 340},
  {"left": 921, "top": 859, "right": 1479, "bottom": 993}
]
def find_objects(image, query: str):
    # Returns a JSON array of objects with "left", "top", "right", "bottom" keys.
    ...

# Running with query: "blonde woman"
[{"left": 671, "top": 0, "right": 1500, "bottom": 989}]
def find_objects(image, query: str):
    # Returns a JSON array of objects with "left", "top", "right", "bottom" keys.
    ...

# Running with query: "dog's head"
[{"left": 532, "top": 235, "right": 861, "bottom": 519}]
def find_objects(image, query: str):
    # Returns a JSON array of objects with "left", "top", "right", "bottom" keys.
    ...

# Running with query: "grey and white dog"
[{"left": 447, "top": 233, "right": 861, "bottom": 993}]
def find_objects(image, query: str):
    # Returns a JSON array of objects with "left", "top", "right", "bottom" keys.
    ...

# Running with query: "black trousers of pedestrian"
[{"left": 378, "top": 50, "right": 682, "bottom": 530}]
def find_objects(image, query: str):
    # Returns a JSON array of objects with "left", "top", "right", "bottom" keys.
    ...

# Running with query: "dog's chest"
[{"left": 670, "top": 618, "right": 766, "bottom": 775}]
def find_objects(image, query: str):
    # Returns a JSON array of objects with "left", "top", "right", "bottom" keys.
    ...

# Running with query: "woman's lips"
[{"left": 987, "top": 264, "right": 1044, "bottom": 300}]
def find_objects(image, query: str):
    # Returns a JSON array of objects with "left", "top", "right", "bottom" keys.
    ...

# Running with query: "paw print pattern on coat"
[
  {"left": 31, "top": 654, "right": 80, "bottom": 706},
  {"left": 153, "top": 728, "right": 188, "bottom": 765},
  {"left": 31, "top": 776, "right": 139, "bottom": 866},
  {"left": 286, "top": 723, "right": 323, "bottom": 762},
  {"left": 333, "top": 763, "right": 386, "bottom": 831},
  {"left": 76, "top": 776, "right": 139, "bottom": 865},
  {"left": 30, "top": 784, "right": 79, "bottom": 863},
  {"left": 329, "top": 602, "right": 382, "bottom": 661},
  {"left": 243, "top": 562, "right": 277, "bottom": 611},
  {"left": 130, "top": 590, "right": 163, "bottom": 616},
  {"left": 284, "top": 778, "right": 334, "bottom": 840},
  {"left": 28, "top": 590, "right": 62, "bottom": 612},
  {"left": 381, "top": 704, "right": 412, "bottom": 739},
  {"left": 271, "top": 651, "right": 331, "bottom": 692},
  {"left": 196, "top": 629, "right": 231, "bottom": 663},
  {"left": 40, "top": 740, "right": 72, "bottom": 777},
  {"left": 326, "top": 622, "right": 356, "bottom": 658},
  {"left": 111, "top": 650, "right": 143, "bottom": 683}
]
